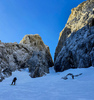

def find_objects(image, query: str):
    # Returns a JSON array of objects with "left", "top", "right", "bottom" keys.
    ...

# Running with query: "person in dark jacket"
[{"left": 11, "top": 77, "right": 17, "bottom": 85}]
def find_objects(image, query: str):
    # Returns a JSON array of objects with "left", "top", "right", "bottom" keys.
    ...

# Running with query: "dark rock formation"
[
  {"left": 25, "top": 51, "right": 53, "bottom": 78},
  {"left": 54, "top": 0, "right": 94, "bottom": 72},
  {"left": 61, "top": 73, "right": 82, "bottom": 80}
]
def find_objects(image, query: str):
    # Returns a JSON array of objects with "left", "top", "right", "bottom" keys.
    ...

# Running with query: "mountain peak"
[{"left": 20, "top": 34, "right": 42, "bottom": 44}]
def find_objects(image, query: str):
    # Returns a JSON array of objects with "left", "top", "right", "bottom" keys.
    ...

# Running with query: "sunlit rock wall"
[{"left": 54, "top": 0, "right": 94, "bottom": 72}]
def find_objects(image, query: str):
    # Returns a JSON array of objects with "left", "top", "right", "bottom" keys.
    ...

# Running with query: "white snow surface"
[{"left": 0, "top": 67, "right": 94, "bottom": 100}]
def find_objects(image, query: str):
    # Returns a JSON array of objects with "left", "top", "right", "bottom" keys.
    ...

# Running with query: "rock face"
[
  {"left": 20, "top": 34, "right": 54, "bottom": 78},
  {"left": 54, "top": 0, "right": 94, "bottom": 72},
  {"left": 0, "top": 34, "right": 53, "bottom": 81}
]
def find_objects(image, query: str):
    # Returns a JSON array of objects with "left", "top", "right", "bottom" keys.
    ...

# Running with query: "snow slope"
[{"left": 0, "top": 67, "right": 94, "bottom": 100}]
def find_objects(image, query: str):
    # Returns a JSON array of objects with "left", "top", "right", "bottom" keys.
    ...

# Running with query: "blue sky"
[{"left": 0, "top": 0, "right": 85, "bottom": 59}]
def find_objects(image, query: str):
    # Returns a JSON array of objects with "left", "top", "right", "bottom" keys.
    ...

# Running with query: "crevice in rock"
[{"left": 92, "top": 18, "right": 94, "bottom": 26}]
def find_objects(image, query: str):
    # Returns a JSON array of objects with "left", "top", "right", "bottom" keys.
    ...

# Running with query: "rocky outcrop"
[
  {"left": 54, "top": 0, "right": 94, "bottom": 72},
  {"left": 61, "top": 73, "right": 82, "bottom": 80},
  {"left": 0, "top": 34, "right": 53, "bottom": 81},
  {"left": 20, "top": 34, "right": 53, "bottom": 78}
]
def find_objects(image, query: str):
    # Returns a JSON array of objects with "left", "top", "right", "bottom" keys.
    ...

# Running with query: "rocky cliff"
[
  {"left": 0, "top": 34, "right": 53, "bottom": 81},
  {"left": 54, "top": 0, "right": 94, "bottom": 72}
]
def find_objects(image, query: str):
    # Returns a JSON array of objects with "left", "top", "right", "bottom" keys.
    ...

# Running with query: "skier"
[{"left": 11, "top": 77, "right": 17, "bottom": 85}]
